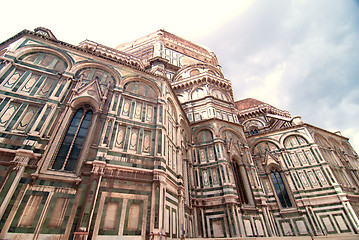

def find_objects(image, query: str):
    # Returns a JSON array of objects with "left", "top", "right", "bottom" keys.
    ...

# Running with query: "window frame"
[
  {"left": 269, "top": 169, "right": 294, "bottom": 209},
  {"left": 50, "top": 104, "right": 94, "bottom": 172}
]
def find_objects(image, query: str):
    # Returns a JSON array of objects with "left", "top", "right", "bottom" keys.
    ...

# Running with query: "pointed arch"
[
  {"left": 264, "top": 156, "right": 294, "bottom": 209},
  {"left": 279, "top": 132, "right": 311, "bottom": 149}
]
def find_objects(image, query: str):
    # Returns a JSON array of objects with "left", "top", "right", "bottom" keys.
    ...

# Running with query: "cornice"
[
  {"left": 237, "top": 103, "right": 291, "bottom": 119},
  {"left": 0, "top": 29, "right": 162, "bottom": 78},
  {"left": 171, "top": 74, "right": 232, "bottom": 91}
]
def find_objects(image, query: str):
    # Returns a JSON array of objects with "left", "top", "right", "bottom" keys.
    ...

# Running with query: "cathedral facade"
[{"left": 0, "top": 27, "right": 358, "bottom": 239}]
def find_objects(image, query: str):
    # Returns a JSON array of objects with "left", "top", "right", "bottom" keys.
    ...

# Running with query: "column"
[
  {"left": 231, "top": 204, "right": 240, "bottom": 237},
  {"left": 178, "top": 190, "right": 185, "bottom": 239},
  {"left": 151, "top": 173, "right": 166, "bottom": 240},
  {"left": 74, "top": 161, "right": 105, "bottom": 240},
  {"left": 226, "top": 204, "right": 234, "bottom": 237}
]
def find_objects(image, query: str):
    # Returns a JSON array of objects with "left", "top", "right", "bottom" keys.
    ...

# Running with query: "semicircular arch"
[
  {"left": 242, "top": 118, "right": 265, "bottom": 129},
  {"left": 120, "top": 76, "right": 161, "bottom": 96},
  {"left": 281, "top": 133, "right": 311, "bottom": 149},
  {"left": 14, "top": 46, "right": 74, "bottom": 72},
  {"left": 279, "top": 132, "right": 312, "bottom": 149},
  {"left": 219, "top": 127, "right": 246, "bottom": 143},
  {"left": 71, "top": 61, "right": 121, "bottom": 86},
  {"left": 193, "top": 128, "right": 215, "bottom": 144},
  {"left": 250, "top": 139, "right": 280, "bottom": 156}
]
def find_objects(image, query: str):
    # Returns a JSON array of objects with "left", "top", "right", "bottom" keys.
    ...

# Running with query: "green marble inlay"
[
  {"left": 0, "top": 171, "right": 16, "bottom": 206},
  {"left": 9, "top": 190, "right": 49, "bottom": 233},
  {"left": 99, "top": 197, "right": 123, "bottom": 235},
  {"left": 41, "top": 192, "right": 75, "bottom": 234},
  {"left": 123, "top": 199, "right": 143, "bottom": 236}
]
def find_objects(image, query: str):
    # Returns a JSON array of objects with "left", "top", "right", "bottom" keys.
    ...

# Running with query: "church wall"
[
  {"left": 248, "top": 125, "right": 359, "bottom": 236},
  {"left": 1, "top": 28, "right": 359, "bottom": 239},
  {"left": 0, "top": 33, "right": 192, "bottom": 240}
]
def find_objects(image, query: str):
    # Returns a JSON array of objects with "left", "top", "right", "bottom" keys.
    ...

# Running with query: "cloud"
[{"left": 199, "top": 0, "right": 359, "bottom": 150}]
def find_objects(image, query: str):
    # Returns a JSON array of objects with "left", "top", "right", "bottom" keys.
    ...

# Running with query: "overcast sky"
[{"left": 2, "top": 0, "right": 359, "bottom": 151}]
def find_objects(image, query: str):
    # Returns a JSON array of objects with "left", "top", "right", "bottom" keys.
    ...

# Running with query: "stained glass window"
[
  {"left": 271, "top": 170, "right": 292, "bottom": 208},
  {"left": 52, "top": 108, "right": 93, "bottom": 172}
]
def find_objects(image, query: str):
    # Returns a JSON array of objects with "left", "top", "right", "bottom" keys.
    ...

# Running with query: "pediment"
[
  {"left": 263, "top": 151, "right": 280, "bottom": 167},
  {"left": 75, "top": 79, "right": 104, "bottom": 103}
]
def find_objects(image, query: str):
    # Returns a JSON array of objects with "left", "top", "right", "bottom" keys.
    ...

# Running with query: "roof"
[
  {"left": 234, "top": 98, "right": 266, "bottom": 111},
  {"left": 234, "top": 98, "right": 291, "bottom": 118},
  {"left": 116, "top": 29, "right": 211, "bottom": 56},
  {"left": 115, "top": 29, "right": 219, "bottom": 67},
  {"left": 0, "top": 28, "right": 147, "bottom": 71}
]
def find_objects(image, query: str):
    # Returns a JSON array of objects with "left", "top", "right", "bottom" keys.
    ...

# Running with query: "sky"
[{"left": 1, "top": 0, "right": 359, "bottom": 151}]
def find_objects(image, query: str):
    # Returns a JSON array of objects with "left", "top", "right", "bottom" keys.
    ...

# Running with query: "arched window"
[
  {"left": 189, "top": 69, "right": 200, "bottom": 77},
  {"left": 211, "top": 89, "right": 228, "bottom": 101},
  {"left": 52, "top": 107, "right": 93, "bottom": 172},
  {"left": 191, "top": 88, "right": 205, "bottom": 100},
  {"left": 232, "top": 160, "right": 251, "bottom": 205},
  {"left": 196, "top": 130, "right": 213, "bottom": 144},
  {"left": 270, "top": 170, "right": 292, "bottom": 208},
  {"left": 21, "top": 52, "right": 66, "bottom": 72},
  {"left": 244, "top": 119, "right": 264, "bottom": 132},
  {"left": 250, "top": 128, "right": 259, "bottom": 135}
]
